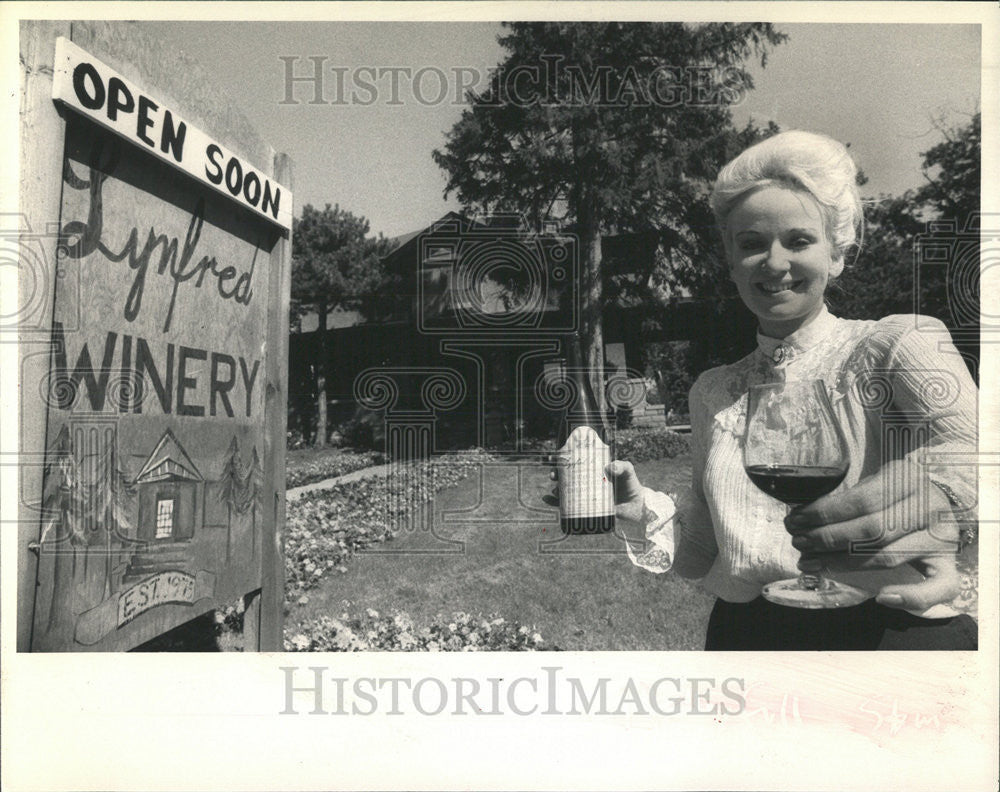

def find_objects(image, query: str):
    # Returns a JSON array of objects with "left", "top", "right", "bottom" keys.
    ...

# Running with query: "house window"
[{"left": 155, "top": 498, "right": 175, "bottom": 539}]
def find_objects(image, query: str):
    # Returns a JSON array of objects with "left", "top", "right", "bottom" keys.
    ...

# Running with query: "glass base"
[{"left": 762, "top": 576, "right": 871, "bottom": 609}]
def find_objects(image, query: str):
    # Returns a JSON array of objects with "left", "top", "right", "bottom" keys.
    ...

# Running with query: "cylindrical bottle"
[{"left": 555, "top": 337, "right": 615, "bottom": 535}]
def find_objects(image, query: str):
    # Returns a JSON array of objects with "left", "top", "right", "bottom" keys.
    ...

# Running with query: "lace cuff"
[{"left": 625, "top": 487, "right": 679, "bottom": 574}]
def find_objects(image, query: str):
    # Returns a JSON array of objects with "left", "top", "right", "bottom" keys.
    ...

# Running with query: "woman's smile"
[{"left": 756, "top": 280, "right": 803, "bottom": 295}]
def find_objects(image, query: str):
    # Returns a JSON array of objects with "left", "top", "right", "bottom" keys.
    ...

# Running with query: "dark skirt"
[{"left": 704, "top": 596, "right": 978, "bottom": 651}]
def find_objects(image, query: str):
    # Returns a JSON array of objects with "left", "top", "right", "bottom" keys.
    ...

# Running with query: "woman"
[{"left": 612, "top": 130, "right": 978, "bottom": 650}]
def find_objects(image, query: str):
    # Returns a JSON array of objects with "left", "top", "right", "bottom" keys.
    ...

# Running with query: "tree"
[
  {"left": 913, "top": 111, "right": 980, "bottom": 223},
  {"left": 831, "top": 112, "right": 980, "bottom": 333},
  {"left": 434, "top": 22, "right": 785, "bottom": 401},
  {"left": 291, "top": 203, "right": 390, "bottom": 445}
]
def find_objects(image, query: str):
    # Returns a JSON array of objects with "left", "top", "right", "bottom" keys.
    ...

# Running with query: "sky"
[{"left": 144, "top": 21, "right": 981, "bottom": 240}]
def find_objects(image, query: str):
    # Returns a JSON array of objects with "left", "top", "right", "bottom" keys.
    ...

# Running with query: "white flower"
[
  {"left": 290, "top": 634, "right": 311, "bottom": 651},
  {"left": 366, "top": 608, "right": 379, "bottom": 619}
]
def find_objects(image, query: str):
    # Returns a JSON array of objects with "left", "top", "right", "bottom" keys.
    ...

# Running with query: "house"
[{"left": 287, "top": 212, "right": 755, "bottom": 447}]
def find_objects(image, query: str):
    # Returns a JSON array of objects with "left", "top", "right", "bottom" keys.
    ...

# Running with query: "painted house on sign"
[{"left": 134, "top": 429, "right": 203, "bottom": 544}]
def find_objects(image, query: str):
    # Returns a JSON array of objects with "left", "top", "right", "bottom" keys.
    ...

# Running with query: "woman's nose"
[{"left": 761, "top": 240, "right": 791, "bottom": 271}]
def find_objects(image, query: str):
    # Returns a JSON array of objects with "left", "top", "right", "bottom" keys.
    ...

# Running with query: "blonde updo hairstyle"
[{"left": 709, "top": 130, "right": 864, "bottom": 265}]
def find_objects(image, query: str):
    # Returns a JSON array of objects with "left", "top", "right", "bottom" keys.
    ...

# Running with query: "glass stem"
[
  {"left": 797, "top": 555, "right": 825, "bottom": 590},
  {"left": 798, "top": 572, "right": 822, "bottom": 591}
]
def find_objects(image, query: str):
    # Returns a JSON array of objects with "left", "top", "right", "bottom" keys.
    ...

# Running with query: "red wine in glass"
[
  {"left": 744, "top": 464, "right": 847, "bottom": 506},
  {"left": 744, "top": 380, "right": 869, "bottom": 609}
]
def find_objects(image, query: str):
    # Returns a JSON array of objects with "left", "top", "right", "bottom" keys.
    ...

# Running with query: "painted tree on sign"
[
  {"left": 218, "top": 436, "right": 246, "bottom": 564},
  {"left": 244, "top": 446, "right": 264, "bottom": 562}
]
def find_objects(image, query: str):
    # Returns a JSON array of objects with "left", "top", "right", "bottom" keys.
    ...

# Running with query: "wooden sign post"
[{"left": 17, "top": 22, "right": 291, "bottom": 651}]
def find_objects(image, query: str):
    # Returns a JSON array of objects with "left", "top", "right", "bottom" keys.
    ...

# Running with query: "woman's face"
[{"left": 725, "top": 186, "right": 844, "bottom": 338}]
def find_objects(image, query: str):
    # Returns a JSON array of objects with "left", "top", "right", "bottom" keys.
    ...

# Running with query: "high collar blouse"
[{"left": 630, "top": 307, "right": 978, "bottom": 618}]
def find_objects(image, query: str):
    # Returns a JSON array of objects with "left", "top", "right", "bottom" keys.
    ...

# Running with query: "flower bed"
[
  {"left": 285, "top": 608, "right": 548, "bottom": 651},
  {"left": 285, "top": 449, "right": 387, "bottom": 490},
  {"left": 284, "top": 452, "right": 492, "bottom": 605}
]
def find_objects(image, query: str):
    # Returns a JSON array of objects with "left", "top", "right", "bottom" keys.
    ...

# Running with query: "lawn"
[{"left": 285, "top": 453, "right": 715, "bottom": 651}]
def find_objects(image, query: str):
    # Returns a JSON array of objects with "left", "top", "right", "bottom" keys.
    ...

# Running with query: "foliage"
[
  {"left": 433, "top": 22, "right": 786, "bottom": 398},
  {"left": 291, "top": 203, "right": 393, "bottom": 328},
  {"left": 616, "top": 427, "right": 690, "bottom": 462},
  {"left": 827, "top": 194, "right": 924, "bottom": 320},
  {"left": 284, "top": 453, "right": 493, "bottom": 604},
  {"left": 641, "top": 340, "right": 696, "bottom": 415},
  {"left": 285, "top": 448, "right": 387, "bottom": 490},
  {"left": 829, "top": 112, "right": 980, "bottom": 346},
  {"left": 285, "top": 609, "right": 548, "bottom": 651},
  {"left": 913, "top": 111, "right": 980, "bottom": 222},
  {"left": 334, "top": 410, "right": 385, "bottom": 452}
]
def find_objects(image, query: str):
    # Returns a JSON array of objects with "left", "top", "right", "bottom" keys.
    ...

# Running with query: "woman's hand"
[
  {"left": 604, "top": 460, "right": 660, "bottom": 548},
  {"left": 546, "top": 459, "right": 649, "bottom": 543},
  {"left": 603, "top": 460, "right": 647, "bottom": 523},
  {"left": 784, "top": 459, "right": 962, "bottom": 611}
]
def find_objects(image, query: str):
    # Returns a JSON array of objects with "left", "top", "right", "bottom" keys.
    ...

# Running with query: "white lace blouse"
[{"left": 628, "top": 307, "right": 979, "bottom": 618}]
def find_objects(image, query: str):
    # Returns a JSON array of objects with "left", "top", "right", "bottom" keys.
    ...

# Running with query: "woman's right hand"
[{"left": 603, "top": 460, "right": 645, "bottom": 519}]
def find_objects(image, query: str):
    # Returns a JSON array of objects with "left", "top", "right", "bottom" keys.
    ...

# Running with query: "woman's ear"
[{"left": 829, "top": 248, "right": 846, "bottom": 279}]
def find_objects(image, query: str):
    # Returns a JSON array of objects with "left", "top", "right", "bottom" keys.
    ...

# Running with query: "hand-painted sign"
[
  {"left": 52, "top": 37, "right": 292, "bottom": 231},
  {"left": 31, "top": 96, "right": 279, "bottom": 651}
]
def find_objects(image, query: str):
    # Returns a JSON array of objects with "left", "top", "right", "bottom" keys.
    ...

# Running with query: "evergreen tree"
[{"left": 434, "top": 22, "right": 786, "bottom": 400}]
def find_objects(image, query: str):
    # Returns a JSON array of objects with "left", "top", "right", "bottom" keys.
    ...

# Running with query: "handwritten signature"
[
  {"left": 59, "top": 141, "right": 256, "bottom": 333},
  {"left": 744, "top": 688, "right": 944, "bottom": 735}
]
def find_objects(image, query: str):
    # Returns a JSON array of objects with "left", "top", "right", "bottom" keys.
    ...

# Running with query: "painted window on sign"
[{"left": 155, "top": 497, "right": 175, "bottom": 539}]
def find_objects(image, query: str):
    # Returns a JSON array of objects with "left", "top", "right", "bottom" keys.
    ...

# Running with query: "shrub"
[
  {"left": 616, "top": 427, "right": 689, "bottom": 462},
  {"left": 285, "top": 609, "right": 549, "bottom": 651},
  {"left": 336, "top": 409, "right": 387, "bottom": 451}
]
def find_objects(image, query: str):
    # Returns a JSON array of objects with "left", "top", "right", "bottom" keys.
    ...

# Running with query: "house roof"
[{"left": 136, "top": 429, "right": 203, "bottom": 483}]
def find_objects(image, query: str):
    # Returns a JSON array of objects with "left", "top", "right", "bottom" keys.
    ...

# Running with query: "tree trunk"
[
  {"left": 579, "top": 204, "right": 607, "bottom": 414},
  {"left": 315, "top": 302, "right": 328, "bottom": 448}
]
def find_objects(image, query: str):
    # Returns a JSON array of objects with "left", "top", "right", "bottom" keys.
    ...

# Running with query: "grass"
[{"left": 285, "top": 453, "right": 714, "bottom": 651}]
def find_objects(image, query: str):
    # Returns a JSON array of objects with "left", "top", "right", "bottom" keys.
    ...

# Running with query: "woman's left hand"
[{"left": 784, "top": 459, "right": 962, "bottom": 611}]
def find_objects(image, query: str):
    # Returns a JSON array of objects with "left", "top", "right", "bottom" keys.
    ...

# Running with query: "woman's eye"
[{"left": 789, "top": 236, "right": 814, "bottom": 250}]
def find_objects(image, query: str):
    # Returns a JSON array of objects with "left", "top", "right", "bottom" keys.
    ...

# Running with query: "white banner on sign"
[{"left": 51, "top": 36, "right": 293, "bottom": 231}]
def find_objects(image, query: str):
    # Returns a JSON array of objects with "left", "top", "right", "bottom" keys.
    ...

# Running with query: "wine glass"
[{"left": 744, "top": 380, "right": 870, "bottom": 609}]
